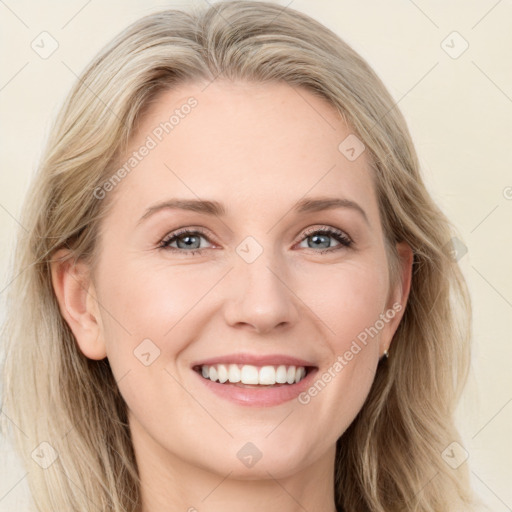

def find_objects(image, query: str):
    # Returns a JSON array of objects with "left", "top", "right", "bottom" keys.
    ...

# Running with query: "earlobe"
[{"left": 50, "top": 249, "right": 107, "bottom": 360}]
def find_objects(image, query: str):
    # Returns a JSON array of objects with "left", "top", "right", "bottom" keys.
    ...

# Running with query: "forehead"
[{"left": 108, "top": 80, "right": 378, "bottom": 222}]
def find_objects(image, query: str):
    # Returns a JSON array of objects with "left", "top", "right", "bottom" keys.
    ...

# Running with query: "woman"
[{"left": 1, "top": 1, "right": 476, "bottom": 511}]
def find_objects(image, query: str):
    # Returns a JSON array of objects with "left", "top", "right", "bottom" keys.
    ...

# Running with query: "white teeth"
[
  {"left": 295, "top": 367, "right": 306, "bottom": 383},
  {"left": 240, "top": 365, "right": 259, "bottom": 384},
  {"left": 209, "top": 366, "right": 218, "bottom": 382},
  {"left": 198, "top": 363, "right": 308, "bottom": 385},
  {"left": 228, "top": 364, "right": 241, "bottom": 383},
  {"left": 259, "top": 366, "right": 276, "bottom": 385},
  {"left": 217, "top": 364, "right": 228, "bottom": 383},
  {"left": 275, "top": 365, "right": 287, "bottom": 383}
]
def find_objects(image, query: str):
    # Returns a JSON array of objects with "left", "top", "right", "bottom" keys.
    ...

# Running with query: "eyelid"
[
  {"left": 158, "top": 224, "right": 354, "bottom": 254},
  {"left": 299, "top": 224, "right": 352, "bottom": 242},
  {"left": 158, "top": 226, "right": 216, "bottom": 248}
]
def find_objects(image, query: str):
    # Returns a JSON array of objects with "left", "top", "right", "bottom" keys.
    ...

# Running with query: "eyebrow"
[{"left": 138, "top": 196, "right": 369, "bottom": 225}]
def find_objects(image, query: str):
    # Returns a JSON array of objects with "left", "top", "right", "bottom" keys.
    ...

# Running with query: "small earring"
[{"left": 383, "top": 349, "right": 389, "bottom": 359}]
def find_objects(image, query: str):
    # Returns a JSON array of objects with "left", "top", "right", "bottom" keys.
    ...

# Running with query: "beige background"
[{"left": 1, "top": 0, "right": 511, "bottom": 510}]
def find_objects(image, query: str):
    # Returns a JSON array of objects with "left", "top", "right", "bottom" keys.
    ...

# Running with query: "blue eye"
[
  {"left": 158, "top": 226, "right": 353, "bottom": 256},
  {"left": 299, "top": 227, "right": 353, "bottom": 253},
  {"left": 158, "top": 228, "right": 211, "bottom": 255}
]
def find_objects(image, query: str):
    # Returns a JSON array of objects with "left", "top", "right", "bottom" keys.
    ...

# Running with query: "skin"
[{"left": 51, "top": 80, "right": 412, "bottom": 512}]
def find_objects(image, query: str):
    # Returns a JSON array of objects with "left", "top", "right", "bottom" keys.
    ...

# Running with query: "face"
[{"left": 76, "top": 81, "right": 409, "bottom": 481}]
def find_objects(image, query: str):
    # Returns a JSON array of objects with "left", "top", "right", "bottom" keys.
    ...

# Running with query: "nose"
[{"left": 222, "top": 248, "right": 300, "bottom": 335}]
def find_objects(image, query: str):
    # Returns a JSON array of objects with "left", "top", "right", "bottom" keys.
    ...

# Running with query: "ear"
[
  {"left": 50, "top": 249, "right": 107, "bottom": 360},
  {"left": 379, "top": 241, "right": 413, "bottom": 356}
]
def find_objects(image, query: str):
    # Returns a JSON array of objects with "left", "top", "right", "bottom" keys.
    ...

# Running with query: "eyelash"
[{"left": 157, "top": 225, "right": 353, "bottom": 256}]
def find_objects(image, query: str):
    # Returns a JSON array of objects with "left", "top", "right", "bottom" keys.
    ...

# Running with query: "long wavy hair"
[{"left": 1, "top": 1, "right": 475, "bottom": 510}]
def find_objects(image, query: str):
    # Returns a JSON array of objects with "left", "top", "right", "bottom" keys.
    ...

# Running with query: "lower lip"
[{"left": 193, "top": 368, "right": 318, "bottom": 407}]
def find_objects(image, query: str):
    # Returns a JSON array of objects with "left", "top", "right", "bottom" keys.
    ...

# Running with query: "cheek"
[
  {"left": 292, "top": 258, "right": 388, "bottom": 425},
  {"left": 96, "top": 255, "right": 208, "bottom": 346},
  {"left": 298, "top": 257, "right": 389, "bottom": 352},
  {"left": 92, "top": 259, "right": 201, "bottom": 426},
  {"left": 92, "top": 253, "right": 230, "bottom": 402}
]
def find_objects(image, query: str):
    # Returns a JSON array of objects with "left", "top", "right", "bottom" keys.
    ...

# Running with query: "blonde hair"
[{"left": 1, "top": 1, "right": 475, "bottom": 510}]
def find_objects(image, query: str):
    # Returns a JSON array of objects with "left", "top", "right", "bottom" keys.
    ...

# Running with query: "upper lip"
[{"left": 192, "top": 353, "right": 317, "bottom": 368}]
